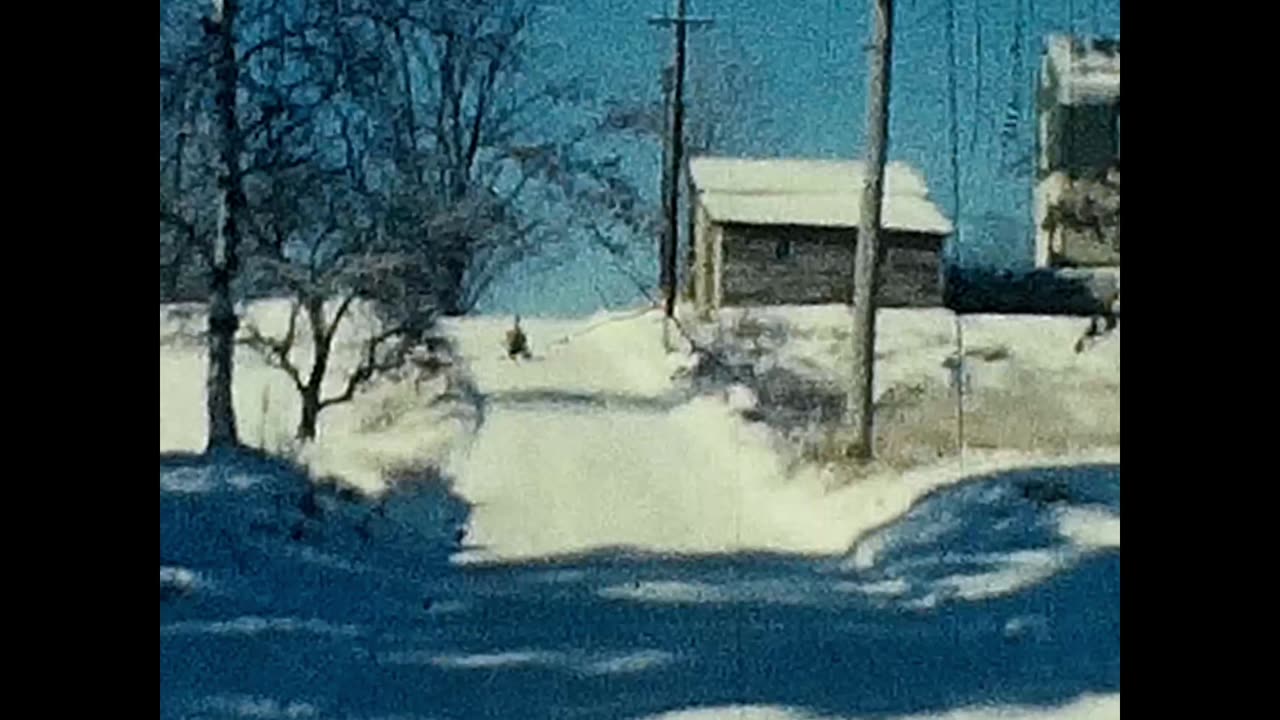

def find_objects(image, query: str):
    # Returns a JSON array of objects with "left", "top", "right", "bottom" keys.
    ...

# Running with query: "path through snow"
[{"left": 439, "top": 310, "right": 1118, "bottom": 564}]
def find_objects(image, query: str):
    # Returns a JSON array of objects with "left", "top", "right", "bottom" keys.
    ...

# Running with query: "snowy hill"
[
  {"left": 160, "top": 302, "right": 1118, "bottom": 718},
  {"left": 160, "top": 302, "right": 1118, "bottom": 561}
]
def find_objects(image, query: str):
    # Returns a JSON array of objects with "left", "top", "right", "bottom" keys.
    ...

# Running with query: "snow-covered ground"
[
  {"left": 160, "top": 301, "right": 475, "bottom": 494},
  {"left": 435, "top": 305, "right": 1117, "bottom": 563},
  {"left": 160, "top": 301, "right": 1118, "bottom": 562},
  {"left": 687, "top": 305, "right": 1119, "bottom": 467},
  {"left": 160, "top": 452, "right": 1119, "bottom": 719},
  {"left": 161, "top": 301, "right": 1119, "bottom": 718},
  {"left": 638, "top": 694, "right": 1119, "bottom": 720}
]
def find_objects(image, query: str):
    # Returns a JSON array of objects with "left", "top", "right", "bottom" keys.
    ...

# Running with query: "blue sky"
[{"left": 480, "top": 0, "right": 1120, "bottom": 316}]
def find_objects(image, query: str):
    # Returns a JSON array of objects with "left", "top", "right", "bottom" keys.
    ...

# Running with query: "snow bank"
[
  {"left": 160, "top": 450, "right": 470, "bottom": 639},
  {"left": 159, "top": 565, "right": 204, "bottom": 598},
  {"left": 690, "top": 305, "right": 1118, "bottom": 469},
  {"left": 633, "top": 694, "right": 1119, "bottom": 720},
  {"left": 1055, "top": 507, "right": 1120, "bottom": 549},
  {"left": 839, "top": 462, "right": 1120, "bottom": 608}
]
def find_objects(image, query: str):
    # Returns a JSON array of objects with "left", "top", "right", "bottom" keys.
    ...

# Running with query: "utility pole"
[
  {"left": 659, "top": 64, "right": 675, "bottom": 304},
  {"left": 649, "top": 0, "right": 712, "bottom": 327},
  {"left": 658, "top": 62, "right": 701, "bottom": 305},
  {"left": 947, "top": 0, "right": 966, "bottom": 464},
  {"left": 845, "top": 0, "right": 894, "bottom": 458}
]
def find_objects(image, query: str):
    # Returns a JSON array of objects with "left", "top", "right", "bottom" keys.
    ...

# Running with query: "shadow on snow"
[{"left": 160, "top": 455, "right": 1118, "bottom": 720}]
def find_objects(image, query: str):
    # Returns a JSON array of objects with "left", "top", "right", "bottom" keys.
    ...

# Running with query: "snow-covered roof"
[
  {"left": 689, "top": 157, "right": 953, "bottom": 235},
  {"left": 1045, "top": 35, "right": 1120, "bottom": 106}
]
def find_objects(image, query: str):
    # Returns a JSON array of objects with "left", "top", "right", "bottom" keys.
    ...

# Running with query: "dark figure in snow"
[
  {"left": 1075, "top": 291, "right": 1120, "bottom": 353},
  {"left": 506, "top": 315, "right": 531, "bottom": 360}
]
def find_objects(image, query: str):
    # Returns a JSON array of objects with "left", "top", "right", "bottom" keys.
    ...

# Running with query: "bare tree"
[
  {"left": 239, "top": 154, "right": 488, "bottom": 441},
  {"left": 225, "top": 0, "right": 634, "bottom": 439},
  {"left": 160, "top": 0, "right": 210, "bottom": 301},
  {"left": 162, "top": 0, "right": 638, "bottom": 444},
  {"left": 845, "top": 0, "right": 895, "bottom": 459},
  {"left": 204, "top": 0, "right": 248, "bottom": 451},
  {"left": 161, "top": 0, "right": 339, "bottom": 451},
  {"left": 370, "top": 0, "right": 605, "bottom": 315}
]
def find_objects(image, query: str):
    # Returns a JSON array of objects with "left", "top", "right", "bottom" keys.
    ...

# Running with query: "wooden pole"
[
  {"left": 650, "top": 1, "right": 712, "bottom": 329},
  {"left": 659, "top": 64, "right": 675, "bottom": 306},
  {"left": 845, "top": 0, "right": 894, "bottom": 458},
  {"left": 666, "top": 0, "right": 687, "bottom": 320},
  {"left": 947, "top": 0, "right": 966, "bottom": 461}
]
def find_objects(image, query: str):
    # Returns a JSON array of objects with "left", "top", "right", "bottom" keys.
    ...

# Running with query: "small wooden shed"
[{"left": 687, "top": 157, "right": 953, "bottom": 313}]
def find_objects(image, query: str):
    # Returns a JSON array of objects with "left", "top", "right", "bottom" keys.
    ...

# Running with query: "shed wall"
[{"left": 716, "top": 224, "right": 945, "bottom": 308}]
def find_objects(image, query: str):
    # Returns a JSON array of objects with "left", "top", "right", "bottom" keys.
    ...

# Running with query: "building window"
[{"left": 775, "top": 239, "right": 793, "bottom": 260}]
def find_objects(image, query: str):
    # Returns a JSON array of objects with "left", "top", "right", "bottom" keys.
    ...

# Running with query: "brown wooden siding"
[{"left": 718, "top": 224, "right": 945, "bottom": 307}]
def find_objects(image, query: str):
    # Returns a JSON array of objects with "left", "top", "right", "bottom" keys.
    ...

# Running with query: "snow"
[
  {"left": 160, "top": 449, "right": 1118, "bottom": 718},
  {"left": 160, "top": 566, "right": 203, "bottom": 596},
  {"left": 379, "top": 648, "right": 677, "bottom": 676},
  {"left": 161, "top": 300, "right": 1118, "bottom": 718},
  {"left": 437, "top": 307, "right": 1116, "bottom": 563},
  {"left": 635, "top": 694, "right": 1119, "bottom": 720},
  {"left": 838, "top": 463, "right": 1120, "bottom": 611},
  {"left": 699, "top": 192, "right": 954, "bottom": 235},
  {"left": 160, "top": 616, "right": 364, "bottom": 638},
  {"left": 160, "top": 300, "right": 473, "bottom": 494},
  {"left": 162, "top": 301, "right": 1118, "bottom": 561},
  {"left": 690, "top": 158, "right": 934, "bottom": 198},
  {"left": 689, "top": 157, "right": 953, "bottom": 234},
  {"left": 190, "top": 695, "right": 319, "bottom": 719},
  {"left": 1055, "top": 507, "right": 1120, "bottom": 550},
  {"left": 1045, "top": 35, "right": 1120, "bottom": 106}
]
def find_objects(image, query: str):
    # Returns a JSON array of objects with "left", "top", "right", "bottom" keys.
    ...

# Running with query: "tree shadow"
[
  {"left": 483, "top": 388, "right": 691, "bottom": 414},
  {"left": 161, "top": 460, "right": 1119, "bottom": 720},
  {"left": 681, "top": 337, "right": 852, "bottom": 431}
]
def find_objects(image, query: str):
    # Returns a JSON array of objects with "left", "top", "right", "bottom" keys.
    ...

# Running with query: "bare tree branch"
[
  {"left": 324, "top": 290, "right": 360, "bottom": 348},
  {"left": 320, "top": 324, "right": 409, "bottom": 410},
  {"left": 237, "top": 22, "right": 324, "bottom": 66},
  {"left": 239, "top": 301, "right": 306, "bottom": 394}
]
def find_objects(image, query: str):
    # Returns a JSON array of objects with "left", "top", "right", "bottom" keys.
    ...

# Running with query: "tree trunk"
[
  {"left": 845, "top": 0, "right": 894, "bottom": 458},
  {"left": 439, "top": 255, "right": 469, "bottom": 316},
  {"left": 297, "top": 387, "right": 321, "bottom": 441},
  {"left": 298, "top": 297, "right": 333, "bottom": 441},
  {"left": 205, "top": 0, "right": 244, "bottom": 453},
  {"left": 207, "top": 270, "right": 240, "bottom": 450}
]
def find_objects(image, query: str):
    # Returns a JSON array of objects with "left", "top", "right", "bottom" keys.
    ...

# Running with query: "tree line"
[
  {"left": 160, "top": 0, "right": 653, "bottom": 445},
  {"left": 160, "top": 0, "right": 759, "bottom": 447}
]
